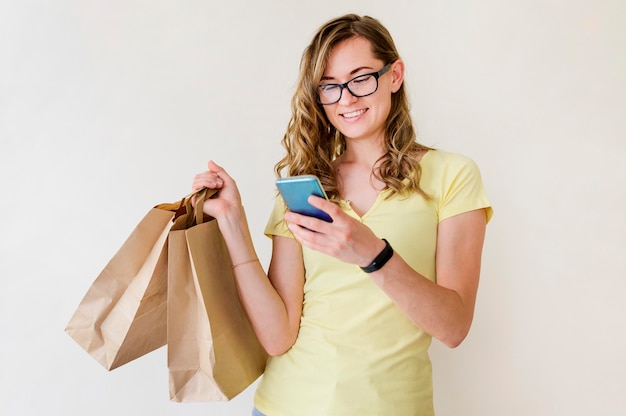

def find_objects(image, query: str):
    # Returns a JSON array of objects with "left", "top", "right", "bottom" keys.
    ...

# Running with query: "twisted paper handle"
[{"left": 183, "top": 187, "right": 219, "bottom": 227}]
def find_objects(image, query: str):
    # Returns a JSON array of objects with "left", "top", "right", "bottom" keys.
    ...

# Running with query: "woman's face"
[{"left": 320, "top": 36, "right": 403, "bottom": 145}]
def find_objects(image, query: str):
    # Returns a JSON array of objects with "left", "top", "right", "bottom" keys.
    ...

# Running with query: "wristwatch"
[{"left": 360, "top": 239, "right": 394, "bottom": 273}]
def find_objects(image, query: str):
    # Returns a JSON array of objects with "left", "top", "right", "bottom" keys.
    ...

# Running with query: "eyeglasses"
[{"left": 317, "top": 64, "right": 391, "bottom": 105}]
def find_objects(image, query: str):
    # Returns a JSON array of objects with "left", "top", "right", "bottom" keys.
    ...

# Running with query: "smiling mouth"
[{"left": 341, "top": 109, "right": 367, "bottom": 119}]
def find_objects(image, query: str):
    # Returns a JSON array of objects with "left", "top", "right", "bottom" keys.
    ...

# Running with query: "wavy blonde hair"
[{"left": 275, "top": 14, "right": 431, "bottom": 200}]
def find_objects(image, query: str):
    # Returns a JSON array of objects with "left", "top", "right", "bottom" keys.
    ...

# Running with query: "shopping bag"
[
  {"left": 167, "top": 188, "right": 267, "bottom": 402},
  {"left": 65, "top": 195, "right": 188, "bottom": 370}
]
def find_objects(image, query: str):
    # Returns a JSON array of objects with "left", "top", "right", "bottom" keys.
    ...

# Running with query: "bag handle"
[{"left": 183, "top": 187, "right": 219, "bottom": 227}]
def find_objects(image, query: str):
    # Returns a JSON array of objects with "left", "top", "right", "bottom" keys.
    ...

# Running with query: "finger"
[
  {"left": 208, "top": 160, "right": 236, "bottom": 185},
  {"left": 287, "top": 221, "right": 317, "bottom": 243},
  {"left": 285, "top": 211, "right": 327, "bottom": 235},
  {"left": 208, "top": 160, "right": 228, "bottom": 176},
  {"left": 207, "top": 159, "right": 221, "bottom": 171},
  {"left": 193, "top": 172, "right": 223, "bottom": 189},
  {"left": 307, "top": 195, "right": 341, "bottom": 219},
  {"left": 288, "top": 221, "right": 334, "bottom": 254}
]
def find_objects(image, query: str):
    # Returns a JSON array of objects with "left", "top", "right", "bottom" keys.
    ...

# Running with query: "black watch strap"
[{"left": 360, "top": 239, "right": 394, "bottom": 273}]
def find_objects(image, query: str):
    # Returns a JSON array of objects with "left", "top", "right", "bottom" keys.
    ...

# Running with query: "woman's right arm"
[{"left": 193, "top": 161, "right": 304, "bottom": 356}]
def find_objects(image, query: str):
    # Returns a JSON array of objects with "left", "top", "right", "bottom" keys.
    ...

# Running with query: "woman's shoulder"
[
  {"left": 420, "top": 149, "right": 479, "bottom": 173},
  {"left": 419, "top": 148, "right": 492, "bottom": 222},
  {"left": 421, "top": 148, "right": 474, "bottom": 163}
]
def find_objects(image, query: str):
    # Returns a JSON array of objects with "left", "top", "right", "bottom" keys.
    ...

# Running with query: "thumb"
[
  {"left": 207, "top": 160, "right": 224, "bottom": 172},
  {"left": 207, "top": 160, "right": 234, "bottom": 184}
]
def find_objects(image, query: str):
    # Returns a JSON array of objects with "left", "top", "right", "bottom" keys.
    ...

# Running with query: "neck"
[{"left": 341, "top": 136, "right": 385, "bottom": 167}]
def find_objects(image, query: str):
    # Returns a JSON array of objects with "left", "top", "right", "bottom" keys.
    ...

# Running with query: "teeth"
[{"left": 342, "top": 109, "right": 366, "bottom": 118}]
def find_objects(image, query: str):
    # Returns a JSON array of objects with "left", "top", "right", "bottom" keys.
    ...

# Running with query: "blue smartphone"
[{"left": 276, "top": 175, "right": 333, "bottom": 222}]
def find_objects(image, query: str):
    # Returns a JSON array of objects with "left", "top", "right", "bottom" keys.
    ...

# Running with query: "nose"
[{"left": 338, "top": 85, "right": 358, "bottom": 105}]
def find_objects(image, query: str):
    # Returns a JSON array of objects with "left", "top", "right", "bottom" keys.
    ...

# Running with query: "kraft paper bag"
[
  {"left": 167, "top": 189, "right": 267, "bottom": 402},
  {"left": 66, "top": 196, "right": 188, "bottom": 370}
]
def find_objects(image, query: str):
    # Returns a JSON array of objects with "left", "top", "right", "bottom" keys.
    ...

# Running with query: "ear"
[{"left": 390, "top": 59, "right": 405, "bottom": 93}]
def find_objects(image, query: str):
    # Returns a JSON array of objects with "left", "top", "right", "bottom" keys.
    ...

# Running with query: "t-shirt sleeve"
[
  {"left": 264, "top": 194, "right": 295, "bottom": 239},
  {"left": 439, "top": 154, "right": 493, "bottom": 223}
]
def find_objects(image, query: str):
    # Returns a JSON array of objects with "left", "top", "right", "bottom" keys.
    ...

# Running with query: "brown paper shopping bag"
[
  {"left": 65, "top": 197, "right": 188, "bottom": 370},
  {"left": 167, "top": 189, "right": 267, "bottom": 402}
]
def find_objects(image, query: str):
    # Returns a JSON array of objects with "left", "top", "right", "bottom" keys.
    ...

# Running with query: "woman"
[{"left": 193, "top": 14, "right": 492, "bottom": 416}]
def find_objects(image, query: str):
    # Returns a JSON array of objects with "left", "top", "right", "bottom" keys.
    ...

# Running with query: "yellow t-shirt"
[{"left": 255, "top": 150, "right": 492, "bottom": 416}]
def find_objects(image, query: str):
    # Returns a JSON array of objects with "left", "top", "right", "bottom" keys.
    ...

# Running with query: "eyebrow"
[{"left": 320, "top": 66, "right": 375, "bottom": 82}]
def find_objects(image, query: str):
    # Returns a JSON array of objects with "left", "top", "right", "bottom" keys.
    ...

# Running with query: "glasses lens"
[
  {"left": 318, "top": 84, "right": 341, "bottom": 105},
  {"left": 347, "top": 74, "right": 377, "bottom": 97}
]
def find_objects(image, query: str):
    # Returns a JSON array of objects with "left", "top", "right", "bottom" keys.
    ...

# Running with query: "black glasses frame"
[{"left": 317, "top": 63, "right": 392, "bottom": 105}]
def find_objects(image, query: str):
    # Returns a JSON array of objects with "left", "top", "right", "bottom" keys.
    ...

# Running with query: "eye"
[
  {"left": 351, "top": 74, "right": 372, "bottom": 85},
  {"left": 319, "top": 84, "right": 340, "bottom": 93}
]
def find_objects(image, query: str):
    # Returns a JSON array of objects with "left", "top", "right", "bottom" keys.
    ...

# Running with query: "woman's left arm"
[
  {"left": 369, "top": 208, "right": 487, "bottom": 348},
  {"left": 287, "top": 198, "right": 487, "bottom": 348}
]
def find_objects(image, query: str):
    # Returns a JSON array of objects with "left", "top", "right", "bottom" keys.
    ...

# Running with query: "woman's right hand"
[{"left": 191, "top": 160, "right": 242, "bottom": 220}]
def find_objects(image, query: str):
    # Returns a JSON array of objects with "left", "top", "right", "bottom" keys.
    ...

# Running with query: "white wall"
[{"left": 1, "top": 1, "right": 624, "bottom": 415}]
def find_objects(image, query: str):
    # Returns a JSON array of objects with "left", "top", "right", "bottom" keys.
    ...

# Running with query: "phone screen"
[{"left": 276, "top": 175, "right": 333, "bottom": 222}]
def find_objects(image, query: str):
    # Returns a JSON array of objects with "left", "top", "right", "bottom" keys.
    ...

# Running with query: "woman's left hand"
[{"left": 284, "top": 195, "right": 386, "bottom": 268}]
